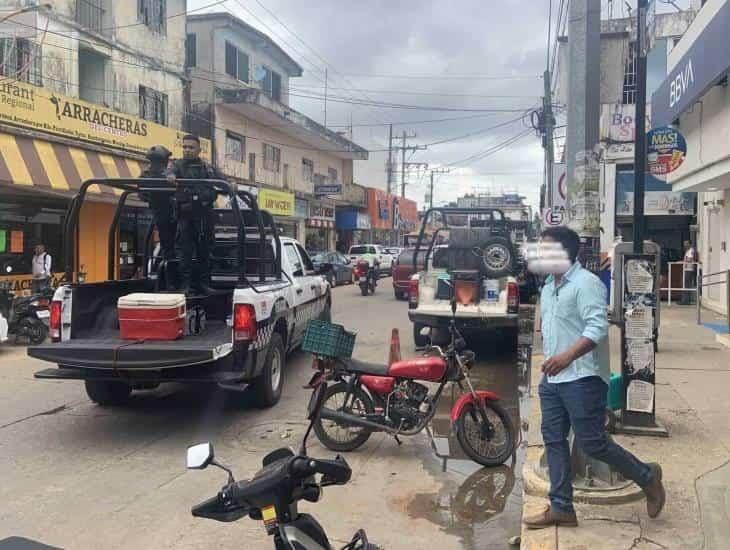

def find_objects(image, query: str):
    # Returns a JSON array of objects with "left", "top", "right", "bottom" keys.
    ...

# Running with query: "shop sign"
[
  {"left": 0, "top": 80, "right": 210, "bottom": 160},
  {"left": 356, "top": 213, "right": 371, "bottom": 230},
  {"left": 295, "top": 198, "right": 309, "bottom": 218},
  {"left": 259, "top": 188, "right": 294, "bottom": 217},
  {"left": 616, "top": 170, "right": 694, "bottom": 215},
  {"left": 310, "top": 204, "right": 335, "bottom": 220},
  {"left": 647, "top": 126, "right": 686, "bottom": 176},
  {"left": 314, "top": 183, "right": 342, "bottom": 195},
  {"left": 0, "top": 272, "right": 65, "bottom": 294}
]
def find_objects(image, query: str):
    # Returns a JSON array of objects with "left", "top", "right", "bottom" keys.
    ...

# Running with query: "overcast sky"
[{"left": 188, "top": 0, "right": 695, "bottom": 210}]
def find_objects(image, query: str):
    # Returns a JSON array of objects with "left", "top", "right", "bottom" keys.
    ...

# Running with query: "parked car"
[
  {"left": 311, "top": 251, "right": 353, "bottom": 287},
  {"left": 383, "top": 247, "right": 402, "bottom": 263},
  {"left": 392, "top": 248, "right": 426, "bottom": 300},
  {"left": 348, "top": 244, "right": 393, "bottom": 276}
]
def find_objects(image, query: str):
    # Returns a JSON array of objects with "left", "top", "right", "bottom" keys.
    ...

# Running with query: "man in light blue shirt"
[{"left": 524, "top": 227, "right": 665, "bottom": 530}]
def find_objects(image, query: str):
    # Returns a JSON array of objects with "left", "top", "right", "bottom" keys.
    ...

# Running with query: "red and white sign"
[
  {"left": 552, "top": 163, "right": 567, "bottom": 209},
  {"left": 542, "top": 206, "right": 566, "bottom": 227}
]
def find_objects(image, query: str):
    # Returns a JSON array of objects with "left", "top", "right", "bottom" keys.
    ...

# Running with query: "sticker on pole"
[
  {"left": 542, "top": 206, "right": 565, "bottom": 227},
  {"left": 647, "top": 126, "right": 686, "bottom": 176}
]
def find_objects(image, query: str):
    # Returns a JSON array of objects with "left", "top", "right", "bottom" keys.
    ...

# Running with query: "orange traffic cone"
[{"left": 388, "top": 328, "right": 402, "bottom": 365}]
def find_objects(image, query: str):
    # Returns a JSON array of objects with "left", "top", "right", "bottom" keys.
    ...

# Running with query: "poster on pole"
[
  {"left": 626, "top": 379, "right": 655, "bottom": 413},
  {"left": 647, "top": 127, "right": 687, "bottom": 176}
]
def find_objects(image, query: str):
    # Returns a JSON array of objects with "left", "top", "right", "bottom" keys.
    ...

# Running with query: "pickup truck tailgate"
[{"left": 29, "top": 322, "right": 232, "bottom": 370}]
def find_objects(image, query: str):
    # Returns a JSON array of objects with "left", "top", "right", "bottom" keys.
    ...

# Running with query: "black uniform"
[
  {"left": 139, "top": 146, "right": 176, "bottom": 261},
  {"left": 167, "top": 158, "right": 223, "bottom": 292}
]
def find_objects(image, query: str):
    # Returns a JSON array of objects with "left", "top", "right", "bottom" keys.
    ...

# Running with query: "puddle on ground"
[{"left": 403, "top": 306, "right": 535, "bottom": 549}]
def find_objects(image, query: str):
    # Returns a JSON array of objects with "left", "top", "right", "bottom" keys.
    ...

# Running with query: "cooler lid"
[{"left": 118, "top": 293, "right": 186, "bottom": 308}]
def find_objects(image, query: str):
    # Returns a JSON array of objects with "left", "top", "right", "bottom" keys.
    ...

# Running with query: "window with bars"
[
  {"left": 302, "top": 158, "right": 314, "bottom": 182},
  {"left": 622, "top": 42, "right": 637, "bottom": 105},
  {"left": 263, "top": 143, "right": 281, "bottom": 172},
  {"left": 185, "top": 33, "right": 196, "bottom": 68},
  {"left": 139, "top": 85, "right": 168, "bottom": 125},
  {"left": 138, "top": 0, "right": 166, "bottom": 34},
  {"left": 226, "top": 132, "right": 245, "bottom": 162},
  {"left": 327, "top": 167, "right": 338, "bottom": 183},
  {"left": 224, "top": 42, "right": 249, "bottom": 83},
  {"left": 76, "top": 0, "right": 105, "bottom": 32},
  {"left": 0, "top": 38, "right": 42, "bottom": 86}
]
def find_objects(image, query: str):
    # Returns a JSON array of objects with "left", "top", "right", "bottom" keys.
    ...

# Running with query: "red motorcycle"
[
  {"left": 353, "top": 260, "right": 377, "bottom": 296},
  {"left": 312, "top": 308, "right": 515, "bottom": 467}
]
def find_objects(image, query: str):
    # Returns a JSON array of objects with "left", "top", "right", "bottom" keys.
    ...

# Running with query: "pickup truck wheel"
[
  {"left": 413, "top": 322, "right": 430, "bottom": 348},
  {"left": 479, "top": 237, "right": 514, "bottom": 279},
  {"left": 251, "top": 332, "right": 284, "bottom": 408},
  {"left": 85, "top": 380, "right": 131, "bottom": 406}
]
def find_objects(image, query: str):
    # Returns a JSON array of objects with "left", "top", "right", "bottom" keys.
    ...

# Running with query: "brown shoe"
[
  {"left": 643, "top": 463, "right": 666, "bottom": 518},
  {"left": 523, "top": 506, "right": 578, "bottom": 530}
]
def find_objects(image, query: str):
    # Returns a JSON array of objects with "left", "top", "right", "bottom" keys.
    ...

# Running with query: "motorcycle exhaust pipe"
[{"left": 319, "top": 407, "right": 395, "bottom": 434}]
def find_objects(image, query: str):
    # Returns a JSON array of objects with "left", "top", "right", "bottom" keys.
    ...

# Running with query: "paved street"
[{"left": 0, "top": 278, "right": 529, "bottom": 550}]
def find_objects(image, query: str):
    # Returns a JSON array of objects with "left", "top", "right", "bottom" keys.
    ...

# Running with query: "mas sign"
[{"left": 647, "top": 127, "right": 686, "bottom": 176}]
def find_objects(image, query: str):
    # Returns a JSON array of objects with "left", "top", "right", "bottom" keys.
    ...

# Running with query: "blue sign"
[
  {"left": 646, "top": 126, "right": 687, "bottom": 176},
  {"left": 652, "top": 2, "right": 730, "bottom": 126},
  {"left": 315, "top": 183, "right": 343, "bottom": 195}
]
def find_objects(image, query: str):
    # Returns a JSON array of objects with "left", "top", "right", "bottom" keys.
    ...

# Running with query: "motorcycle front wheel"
[
  {"left": 455, "top": 400, "right": 515, "bottom": 467},
  {"left": 314, "top": 382, "right": 375, "bottom": 452}
]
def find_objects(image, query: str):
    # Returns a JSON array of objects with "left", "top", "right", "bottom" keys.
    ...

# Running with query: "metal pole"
[
  {"left": 401, "top": 131, "right": 407, "bottom": 198},
  {"left": 697, "top": 266, "right": 702, "bottom": 325},
  {"left": 386, "top": 124, "right": 393, "bottom": 195},
  {"left": 323, "top": 68, "right": 328, "bottom": 127},
  {"left": 633, "top": 0, "right": 648, "bottom": 254},
  {"left": 429, "top": 170, "right": 434, "bottom": 210}
]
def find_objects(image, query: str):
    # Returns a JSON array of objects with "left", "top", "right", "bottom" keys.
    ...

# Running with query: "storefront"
[
  {"left": 365, "top": 187, "right": 394, "bottom": 244},
  {"left": 0, "top": 79, "right": 210, "bottom": 289},
  {"left": 306, "top": 202, "right": 336, "bottom": 252},
  {"left": 335, "top": 209, "right": 371, "bottom": 252},
  {"left": 259, "top": 188, "right": 298, "bottom": 239}
]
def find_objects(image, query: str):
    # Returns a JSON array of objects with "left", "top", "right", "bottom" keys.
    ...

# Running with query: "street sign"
[
  {"left": 314, "top": 183, "right": 342, "bottom": 195},
  {"left": 542, "top": 207, "right": 565, "bottom": 227},
  {"left": 647, "top": 126, "right": 687, "bottom": 176}
]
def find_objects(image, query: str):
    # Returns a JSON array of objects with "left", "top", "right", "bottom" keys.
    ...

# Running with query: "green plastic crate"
[
  {"left": 302, "top": 320, "right": 356, "bottom": 358},
  {"left": 608, "top": 373, "right": 624, "bottom": 411}
]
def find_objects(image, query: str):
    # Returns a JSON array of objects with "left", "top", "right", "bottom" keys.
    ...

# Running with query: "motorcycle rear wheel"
[
  {"left": 456, "top": 400, "right": 515, "bottom": 467},
  {"left": 360, "top": 283, "right": 368, "bottom": 296},
  {"left": 314, "top": 382, "right": 375, "bottom": 452}
]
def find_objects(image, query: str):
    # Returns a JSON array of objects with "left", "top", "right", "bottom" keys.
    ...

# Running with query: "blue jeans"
[{"left": 539, "top": 375, "right": 653, "bottom": 514}]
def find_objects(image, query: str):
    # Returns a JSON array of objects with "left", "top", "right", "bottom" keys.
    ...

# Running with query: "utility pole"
[
  {"left": 565, "top": 0, "right": 601, "bottom": 271},
  {"left": 543, "top": 69, "right": 556, "bottom": 208},
  {"left": 323, "top": 68, "right": 328, "bottom": 127},
  {"left": 633, "top": 0, "right": 648, "bottom": 253},
  {"left": 395, "top": 131, "right": 427, "bottom": 198},
  {"left": 428, "top": 168, "right": 451, "bottom": 209},
  {"left": 386, "top": 124, "right": 394, "bottom": 195}
]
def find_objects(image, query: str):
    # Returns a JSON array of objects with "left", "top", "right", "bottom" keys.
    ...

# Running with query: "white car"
[{"left": 348, "top": 244, "right": 393, "bottom": 275}]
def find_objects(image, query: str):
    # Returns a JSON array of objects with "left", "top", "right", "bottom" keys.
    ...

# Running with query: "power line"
[
  {"left": 332, "top": 73, "right": 543, "bottom": 80},
  {"left": 290, "top": 84, "right": 542, "bottom": 100},
  {"left": 444, "top": 129, "right": 535, "bottom": 168}
]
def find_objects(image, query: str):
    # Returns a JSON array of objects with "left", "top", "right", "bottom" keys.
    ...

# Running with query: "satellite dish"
[{"left": 254, "top": 66, "right": 267, "bottom": 81}]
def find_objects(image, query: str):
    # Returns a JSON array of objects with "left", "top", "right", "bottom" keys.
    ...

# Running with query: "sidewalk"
[{"left": 521, "top": 305, "right": 730, "bottom": 550}]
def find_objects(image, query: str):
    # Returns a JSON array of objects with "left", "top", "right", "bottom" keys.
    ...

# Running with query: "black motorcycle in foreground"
[
  {"left": 353, "top": 260, "right": 377, "bottom": 296},
  {"left": 186, "top": 379, "right": 379, "bottom": 549},
  {"left": 0, "top": 283, "right": 52, "bottom": 345}
]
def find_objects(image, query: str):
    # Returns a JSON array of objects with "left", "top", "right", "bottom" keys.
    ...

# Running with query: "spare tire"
[{"left": 478, "top": 237, "right": 514, "bottom": 278}]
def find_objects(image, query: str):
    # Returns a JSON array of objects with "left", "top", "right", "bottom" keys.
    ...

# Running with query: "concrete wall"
[
  {"left": 0, "top": 1, "right": 187, "bottom": 130},
  {"left": 698, "top": 187, "right": 730, "bottom": 313},
  {"left": 214, "top": 105, "right": 350, "bottom": 194},
  {"left": 187, "top": 17, "right": 291, "bottom": 106}
]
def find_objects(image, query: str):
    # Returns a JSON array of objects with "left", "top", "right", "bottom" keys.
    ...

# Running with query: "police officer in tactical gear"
[
  {"left": 166, "top": 134, "right": 223, "bottom": 295},
  {"left": 140, "top": 145, "right": 176, "bottom": 263}
]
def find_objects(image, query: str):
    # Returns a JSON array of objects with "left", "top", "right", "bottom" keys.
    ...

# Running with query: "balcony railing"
[{"left": 76, "top": 0, "right": 104, "bottom": 33}]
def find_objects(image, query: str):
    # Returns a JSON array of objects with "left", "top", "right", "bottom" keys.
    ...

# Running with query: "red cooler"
[{"left": 118, "top": 293, "right": 186, "bottom": 341}]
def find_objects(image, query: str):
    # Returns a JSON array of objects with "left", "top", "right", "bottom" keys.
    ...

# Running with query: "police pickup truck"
[{"left": 29, "top": 178, "right": 330, "bottom": 408}]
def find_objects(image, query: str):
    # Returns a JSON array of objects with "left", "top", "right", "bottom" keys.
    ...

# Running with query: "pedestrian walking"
[
  {"left": 680, "top": 240, "right": 697, "bottom": 305},
  {"left": 166, "top": 134, "right": 224, "bottom": 295},
  {"left": 31, "top": 244, "right": 52, "bottom": 293},
  {"left": 523, "top": 226, "right": 665, "bottom": 530}
]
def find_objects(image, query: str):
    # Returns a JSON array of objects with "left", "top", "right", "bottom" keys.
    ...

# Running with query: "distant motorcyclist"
[
  {"left": 166, "top": 134, "right": 224, "bottom": 295},
  {"left": 358, "top": 251, "right": 380, "bottom": 284},
  {"left": 140, "top": 146, "right": 176, "bottom": 266}
]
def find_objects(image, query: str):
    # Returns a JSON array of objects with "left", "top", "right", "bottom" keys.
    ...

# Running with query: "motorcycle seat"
[{"left": 337, "top": 357, "right": 390, "bottom": 376}]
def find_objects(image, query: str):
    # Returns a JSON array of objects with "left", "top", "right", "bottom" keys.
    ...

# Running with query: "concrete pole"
[
  {"left": 401, "top": 131, "right": 407, "bottom": 198},
  {"left": 544, "top": 69, "right": 555, "bottom": 207},
  {"left": 386, "top": 124, "right": 393, "bottom": 195},
  {"left": 633, "top": 0, "right": 648, "bottom": 253},
  {"left": 565, "top": 0, "right": 601, "bottom": 265}
]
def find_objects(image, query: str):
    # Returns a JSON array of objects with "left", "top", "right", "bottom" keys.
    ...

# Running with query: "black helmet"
[{"left": 146, "top": 145, "right": 172, "bottom": 162}]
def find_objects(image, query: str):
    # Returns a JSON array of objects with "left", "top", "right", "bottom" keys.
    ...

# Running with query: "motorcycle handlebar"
[{"left": 290, "top": 455, "right": 351, "bottom": 485}]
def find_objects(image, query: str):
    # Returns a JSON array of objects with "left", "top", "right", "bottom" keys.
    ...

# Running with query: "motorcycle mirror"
[{"left": 186, "top": 442, "right": 214, "bottom": 470}]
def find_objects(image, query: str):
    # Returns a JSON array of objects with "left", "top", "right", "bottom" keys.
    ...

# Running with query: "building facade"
[
  {"left": 0, "top": 0, "right": 194, "bottom": 289},
  {"left": 554, "top": 11, "right": 697, "bottom": 277},
  {"left": 186, "top": 12, "right": 368, "bottom": 251},
  {"left": 653, "top": 0, "right": 730, "bottom": 314}
]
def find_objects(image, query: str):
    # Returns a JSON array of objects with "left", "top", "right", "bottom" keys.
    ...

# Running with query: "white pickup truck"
[
  {"left": 348, "top": 244, "right": 393, "bottom": 276},
  {"left": 29, "top": 178, "right": 330, "bottom": 408},
  {"left": 407, "top": 208, "right": 520, "bottom": 348}
]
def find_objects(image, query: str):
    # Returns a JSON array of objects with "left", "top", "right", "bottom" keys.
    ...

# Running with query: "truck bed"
[{"left": 29, "top": 321, "right": 231, "bottom": 370}]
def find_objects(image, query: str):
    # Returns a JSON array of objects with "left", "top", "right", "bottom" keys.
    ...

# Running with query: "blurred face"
[
  {"left": 525, "top": 236, "right": 571, "bottom": 275},
  {"left": 35, "top": 245, "right": 44, "bottom": 255},
  {"left": 182, "top": 139, "right": 201, "bottom": 160}
]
